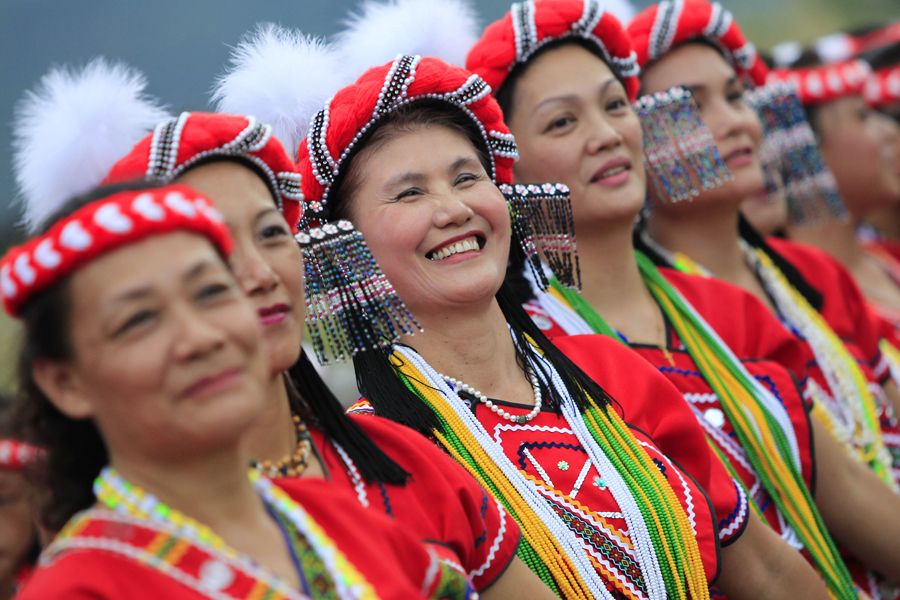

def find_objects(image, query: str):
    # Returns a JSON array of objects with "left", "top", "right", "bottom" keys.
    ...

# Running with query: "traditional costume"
[
  {"left": 465, "top": 1, "right": 868, "bottom": 598},
  {"left": 0, "top": 438, "right": 40, "bottom": 596},
  {"left": 280, "top": 37, "right": 747, "bottom": 596}
]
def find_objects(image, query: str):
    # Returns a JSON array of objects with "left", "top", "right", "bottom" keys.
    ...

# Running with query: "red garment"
[
  {"left": 307, "top": 415, "right": 519, "bottom": 591},
  {"left": 349, "top": 337, "right": 735, "bottom": 593},
  {"left": 17, "top": 478, "right": 471, "bottom": 600},
  {"left": 525, "top": 269, "right": 817, "bottom": 542},
  {"left": 768, "top": 237, "right": 900, "bottom": 484}
]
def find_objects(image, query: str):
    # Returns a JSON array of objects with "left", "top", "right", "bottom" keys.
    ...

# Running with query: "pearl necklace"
[{"left": 440, "top": 369, "right": 542, "bottom": 424}]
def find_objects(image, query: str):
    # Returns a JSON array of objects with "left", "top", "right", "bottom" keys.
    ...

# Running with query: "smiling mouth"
[
  {"left": 591, "top": 165, "right": 630, "bottom": 183},
  {"left": 427, "top": 235, "right": 485, "bottom": 261}
]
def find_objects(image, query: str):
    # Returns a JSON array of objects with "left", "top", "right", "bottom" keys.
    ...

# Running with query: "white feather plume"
[
  {"left": 604, "top": 0, "right": 637, "bottom": 26},
  {"left": 335, "top": 0, "right": 480, "bottom": 79},
  {"left": 211, "top": 24, "right": 346, "bottom": 160},
  {"left": 13, "top": 58, "right": 170, "bottom": 233}
]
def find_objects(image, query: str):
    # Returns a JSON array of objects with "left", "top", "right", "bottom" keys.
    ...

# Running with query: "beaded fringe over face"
[
  {"left": 502, "top": 183, "right": 581, "bottom": 291},
  {"left": 744, "top": 82, "right": 847, "bottom": 226},
  {"left": 633, "top": 87, "right": 732, "bottom": 204},
  {"left": 296, "top": 220, "right": 420, "bottom": 365}
]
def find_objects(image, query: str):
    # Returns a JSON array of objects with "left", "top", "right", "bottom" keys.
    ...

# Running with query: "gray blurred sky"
[{"left": 2, "top": 0, "right": 898, "bottom": 247}]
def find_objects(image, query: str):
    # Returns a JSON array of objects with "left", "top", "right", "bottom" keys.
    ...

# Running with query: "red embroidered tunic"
[
  {"left": 17, "top": 478, "right": 474, "bottom": 600},
  {"left": 306, "top": 415, "right": 519, "bottom": 591}
]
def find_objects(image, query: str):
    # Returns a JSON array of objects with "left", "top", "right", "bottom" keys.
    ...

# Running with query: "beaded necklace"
[
  {"left": 94, "top": 466, "right": 379, "bottom": 600},
  {"left": 388, "top": 344, "right": 708, "bottom": 600},
  {"left": 644, "top": 233, "right": 899, "bottom": 490},
  {"left": 548, "top": 252, "right": 858, "bottom": 600},
  {"left": 250, "top": 415, "right": 312, "bottom": 479}
]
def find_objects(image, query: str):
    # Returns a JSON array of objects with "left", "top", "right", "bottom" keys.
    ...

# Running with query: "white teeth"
[
  {"left": 601, "top": 166, "right": 627, "bottom": 178},
  {"left": 429, "top": 237, "right": 481, "bottom": 260}
]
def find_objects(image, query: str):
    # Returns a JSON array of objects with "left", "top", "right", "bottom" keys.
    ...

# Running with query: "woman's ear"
[{"left": 31, "top": 358, "right": 95, "bottom": 420}]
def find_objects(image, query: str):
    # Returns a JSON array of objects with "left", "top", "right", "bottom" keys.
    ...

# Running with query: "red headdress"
[
  {"left": 297, "top": 55, "right": 517, "bottom": 215},
  {"left": 627, "top": 0, "right": 768, "bottom": 87},
  {"left": 0, "top": 439, "right": 42, "bottom": 470},
  {"left": 867, "top": 65, "right": 900, "bottom": 107},
  {"left": 767, "top": 60, "right": 871, "bottom": 106},
  {"left": 466, "top": 0, "right": 641, "bottom": 100},
  {"left": 105, "top": 112, "right": 304, "bottom": 231},
  {"left": 1, "top": 185, "right": 232, "bottom": 318}
]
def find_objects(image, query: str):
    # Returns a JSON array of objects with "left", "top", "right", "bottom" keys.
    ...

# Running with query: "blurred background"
[{"left": 1, "top": 0, "right": 898, "bottom": 398}]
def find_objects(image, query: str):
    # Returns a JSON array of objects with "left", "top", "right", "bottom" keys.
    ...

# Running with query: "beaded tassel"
[
  {"left": 633, "top": 87, "right": 732, "bottom": 204},
  {"left": 502, "top": 182, "right": 581, "bottom": 291},
  {"left": 296, "top": 220, "right": 421, "bottom": 365},
  {"left": 744, "top": 82, "right": 847, "bottom": 226}
]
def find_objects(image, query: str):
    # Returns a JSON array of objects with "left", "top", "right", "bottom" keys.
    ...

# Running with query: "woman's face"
[
  {"left": 35, "top": 232, "right": 267, "bottom": 464},
  {"left": 508, "top": 44, "right": 647, "bottom": 231},
  {"left": 179, "top": 162, "right": 305, "bottom": 376},
  {"left": 345, "top": 125, "right": 511, "bottom": 316},
  {"left": 640, "top": 43, "right": 765, "bottom": 215},
  {"left": 815, "top": 95, "right": 900, "bottom": 216},
  {"left": 0, "top": 469, "right": 35, "bottom": 586}
]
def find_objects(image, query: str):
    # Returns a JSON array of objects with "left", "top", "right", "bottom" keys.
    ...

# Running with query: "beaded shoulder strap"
[{"left": 42, "top": 509, "right": 311, "bottom": 600}]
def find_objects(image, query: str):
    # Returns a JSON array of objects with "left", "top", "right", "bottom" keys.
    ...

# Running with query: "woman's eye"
[
  {"left": 455, "top": 173, "right": 482, "bottom": 186},
  {"left": 727, "top": 92, "right": 745, "bottom": 105},
  {"left": 259, "top": 224, "right": 288, "bottom": 240},
  {"left": 197, "top": 283, "right": 231, "bottom": 302},
  {"left": 606, "top": 98, "right": 628, "bottom": 111},
  {"left": 115, "top": 310, "right": 156, "bottom": 337},
  {"left": 395, "top": 188, "right": 423, "bottom": 201},
  {"left": 545, "top": 116, "right": 574, "bottom": 132}
]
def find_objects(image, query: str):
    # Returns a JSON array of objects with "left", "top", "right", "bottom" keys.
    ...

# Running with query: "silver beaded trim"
[{"left": 648, "top": 0, "right": 683, "bottom": 61}]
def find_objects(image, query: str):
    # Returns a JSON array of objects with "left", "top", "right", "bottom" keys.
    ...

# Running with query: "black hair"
[
  {"left": 495, "top": 36, "right": 630, "bottom": 121},
  {"left": 354, "top": 280, "right": 617, "bottom": 438},
  {"left": 633, "top": 214, "right": 825, "bottom": 311},
  {"left": 10, "top": 179, "right": 167, "bottom": 532},
  {"left": 0, "top": 394, "right": 41, "bottom": 569}
]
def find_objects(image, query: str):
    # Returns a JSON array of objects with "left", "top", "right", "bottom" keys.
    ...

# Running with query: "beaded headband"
[
  {"left": 466, "top": 0, "right": 640, "bottom": 100},
  {"left": 106, "top": 112, "right": 304, "bottom": 231},
  {"left": 767, "top": 60, "right": 871, "bottom": 106},
  {"left": 628, "top": 0, "right": 768, "bottom": 87},
  {"left": 0, "top": 439, "right": 42, "bottom": 470},
  {"left": 0, "top": 185, "right": 232, "bottom": 318},
  {"left": 298, "top": 55, "right": 517, "bottom": 217}
]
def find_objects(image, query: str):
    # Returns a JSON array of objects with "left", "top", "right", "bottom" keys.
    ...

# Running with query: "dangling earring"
[
  {"left": 744, "top": 82, "right": 847, "bottom": 226},
  {"left": 634, "top": 87, "right": 733, "bottom": 204},
  {"left": 296, "top": 220, "right": 420, "bottom": 365},
  {"left": 502, "top": 182, "right": 581, "bottom": 291}
]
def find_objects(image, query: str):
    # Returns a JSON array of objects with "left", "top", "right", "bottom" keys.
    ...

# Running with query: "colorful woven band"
[
  {"left": 0, "top": 185, "right": 232, "bottom": 318},
  {"left": 767, "top": 60, "right": 871, "bottom": 106}
]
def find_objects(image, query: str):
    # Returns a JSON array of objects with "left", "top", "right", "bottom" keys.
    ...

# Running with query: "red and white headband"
[
  {"left": 467, "top": 0, "right": 640, "bottom": 100},
  {"left": 628, "top": 0, "right": 768, "bottom": 87},
  {"left": 1, "top": 185, "right": 232, "bottom": 318},
  {"left": 105, "top": 112, "right": 305, "bottom": 232},
  {"left": 297, "top": 55, "right": 517, "bottom": 215},
  {"left": 0, "top": 440, "right": 41, "bottom": 470},
  {"left": 767, "top": 60, "right": 871, "bottom": 106},
  {"left": 866, "top": 66, "right": 900, "bottom": 107}
]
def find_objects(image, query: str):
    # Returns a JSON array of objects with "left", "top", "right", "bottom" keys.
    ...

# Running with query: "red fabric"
[
  {"left": 767, "top": 60, "right": 871, "bottom": 106},
  {"left": 307, "top": 415, "right": 519, "bottom": 591},
  {"left": 0, "top": 185, "right": 232, "bottom": 318},
  {"left": 465, "top": 0, "right": 640, "bottom": 101},
  {"left": 17, "top": 479, "right": 463, "bottom": 600},
  {"left": 0, "top": 439, "right": 41, "bottom": 470},
  {"left": 549, "top": 334, "right": 726, "bottom": 581},
  {"left": 627, "top": 0, "right": 768, "bottom": 86},
  {"left": 296, "top": 56, "right": 515, "bottom": 221},
  {"left": 524, "top": 270, "right": 818, "bottom": 540},
  {"left": 866, "top": 65, "right": 900, "bottom": 107},
  {"left": 105, "top": 112, "right": 304, "bottom": 232}
]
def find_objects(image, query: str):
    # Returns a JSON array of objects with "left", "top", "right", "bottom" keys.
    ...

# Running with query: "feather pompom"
[
  {"left": 604, "top": 0, "right": 637, "bottom": 25},
  {"left": 211, "top": 24, "right": 346, "bottom": 160},
  {"left": 13, "top": 57, "right": 169, "bottom": 233},
  {"left": 335, "top": 0, "right": 479, "bottom": 79}
]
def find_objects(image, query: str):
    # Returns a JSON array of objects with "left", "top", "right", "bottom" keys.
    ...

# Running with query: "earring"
[
  {"left": 502, "top": 182, "right": 580, "bottom": 291},
  {"left": 295, "top": 220, "right": 420, "bottom": 365}
]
